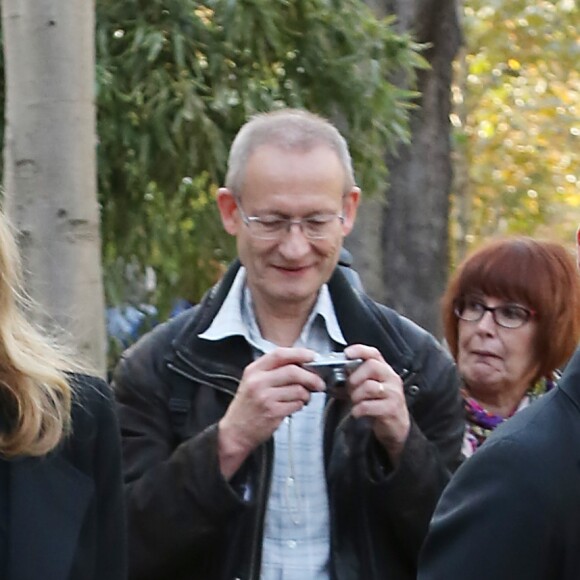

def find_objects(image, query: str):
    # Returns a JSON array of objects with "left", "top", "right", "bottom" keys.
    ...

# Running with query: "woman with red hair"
[{"left": 441, "top": 237, "right": 580, "bottom": 457}]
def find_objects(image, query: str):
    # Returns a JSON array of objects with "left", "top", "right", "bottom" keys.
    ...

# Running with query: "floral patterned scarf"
[{"left": 462, "top": 374, "right": 558, "bottom": 458}]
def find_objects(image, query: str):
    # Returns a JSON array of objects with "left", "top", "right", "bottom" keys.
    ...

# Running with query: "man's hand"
[
  {"left": 344, "top": 344, "right": 411, "bottom": 465},
  {"left": 218, "top": 347, "right": 325, "bottom": 479}
]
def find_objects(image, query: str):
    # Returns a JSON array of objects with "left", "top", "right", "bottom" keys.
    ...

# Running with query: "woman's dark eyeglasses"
[{"left": 454, "top": 298, "right": 536, "bottom": 329}]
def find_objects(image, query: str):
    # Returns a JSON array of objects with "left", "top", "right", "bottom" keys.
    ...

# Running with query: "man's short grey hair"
[{"left": 225, "top": 108, "right": 356, "bottom": 195}]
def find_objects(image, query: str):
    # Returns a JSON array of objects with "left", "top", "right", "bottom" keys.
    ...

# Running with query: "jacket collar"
[
  {"left": 8, "top": 452, "right": 93, "bottom": 580},
  {"left": 173, "top": 259, "right": 243, "bottom": 348},
  {"left": 327, "top": 266, "right": 415, "bottom": 374},
  {"left": 558, "top": 347, "right": 580, "bottom": 411}
]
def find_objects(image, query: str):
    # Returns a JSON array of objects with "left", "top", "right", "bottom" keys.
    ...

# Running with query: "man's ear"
[
  {"left": 216, "top": 188, "right": 239, "bottom": 235},
  {"left": 341, "top": 187, "right": 361, "bottom": 236}
]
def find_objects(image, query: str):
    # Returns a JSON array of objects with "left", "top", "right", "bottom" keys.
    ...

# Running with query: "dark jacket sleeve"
[
  {"left": 363, "top": 320, "right": 464, "bottom": 568},
  {"left": 112, "top": 322, "right": 249, "bottom": 579},
  {"left": 69, "top": 375, "right": 127, "bottom": 580},
  {"left": 93, "top": 379, "right": 128, "bottom": 580},
  {"left": 417, "top": 436, "right": 554, "bottom": 580}
]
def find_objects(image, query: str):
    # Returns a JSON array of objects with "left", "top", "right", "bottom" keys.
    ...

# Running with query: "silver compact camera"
[{"left": 303, "top": 352, "right": 363, "bottom": 397}]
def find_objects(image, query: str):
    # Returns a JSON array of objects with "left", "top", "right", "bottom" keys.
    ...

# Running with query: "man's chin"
[{"left": 267, "top": 282, "right": 318, "bottom": 307}]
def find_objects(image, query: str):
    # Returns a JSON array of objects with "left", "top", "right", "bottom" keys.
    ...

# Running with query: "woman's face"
[{"left": 456, "top": 295, "right": 539, "bottom": 400}]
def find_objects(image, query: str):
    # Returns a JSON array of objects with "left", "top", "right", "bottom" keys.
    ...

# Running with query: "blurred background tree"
[
  {"left": 450, "top": 0, "right": 580, "bottom": 265},
  {"left": 2, "top": 0, "right": 579, "bottom": 370},
  {"left": 2, "top": 1, "right": 424, "bottom": 369},
  {"left": 348, "top": 0, "right": 462, "bottom": 336},
  {"left": 95, "top": 0, "right": 424, "bottom": 320}
]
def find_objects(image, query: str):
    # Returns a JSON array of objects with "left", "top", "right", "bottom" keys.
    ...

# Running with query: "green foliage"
[
  {"left": 95, "top": 0, "right": 425, "bottom": 314},
  {"left": 451, "top": 0, "right": 580, "bottom": 261},
  {"left": 0, "top": 1, "right": 423, "bottom": 370}
]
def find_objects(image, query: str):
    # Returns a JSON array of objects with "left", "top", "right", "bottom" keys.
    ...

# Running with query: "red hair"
[{"left": 442, "top": 237, "right": 580, "bottom": 382}]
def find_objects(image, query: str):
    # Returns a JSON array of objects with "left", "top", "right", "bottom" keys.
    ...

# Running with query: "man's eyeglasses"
[
  {"left": 454, "top": 298, "right": 536, "bottom": 329},
  {"left": 235, "top": 199, "right": 344, "bottom": 241}
]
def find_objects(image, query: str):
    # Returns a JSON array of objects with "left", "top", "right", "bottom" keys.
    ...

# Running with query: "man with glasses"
[{"left": 113, "top": 109, "right": 464, "bottom": 580}]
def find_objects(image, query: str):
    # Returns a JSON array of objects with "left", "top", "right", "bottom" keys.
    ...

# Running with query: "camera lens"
[{"left": 331, "top": 368, "right": 347, "bottom": 386}]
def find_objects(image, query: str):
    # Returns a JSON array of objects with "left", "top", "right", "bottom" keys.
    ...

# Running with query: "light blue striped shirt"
[{"left": 199, "top": 267, "right": 346, "bottom": 580}]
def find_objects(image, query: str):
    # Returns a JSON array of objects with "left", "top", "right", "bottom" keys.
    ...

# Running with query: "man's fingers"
[
  {"left": 251, "top": 347, "right": 319, "bottom": 371},
  {"left": 243, "top": 361, "right": 326, "bottom": 393}
]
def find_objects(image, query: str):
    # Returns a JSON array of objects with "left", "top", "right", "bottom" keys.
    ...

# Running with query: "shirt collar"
[{"left": 198, "top": 267, "right": 346, "bottom": 351}]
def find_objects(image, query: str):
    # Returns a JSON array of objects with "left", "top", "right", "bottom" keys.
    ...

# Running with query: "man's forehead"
[
  {"left": 244, "top": 144, "right": 345, "bottom": 183},
  {"left": 248, "top": 141, "right": 338, "bottom": 159}
]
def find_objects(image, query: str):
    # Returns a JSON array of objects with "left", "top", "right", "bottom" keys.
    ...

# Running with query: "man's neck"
[{"left": 251, "top": 294, "right": 317, "bottom": 347}]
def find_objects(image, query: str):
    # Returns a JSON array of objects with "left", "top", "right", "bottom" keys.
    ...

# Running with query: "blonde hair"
[{"left": 0, "top": 210, "right": 78, "bottom": 457}]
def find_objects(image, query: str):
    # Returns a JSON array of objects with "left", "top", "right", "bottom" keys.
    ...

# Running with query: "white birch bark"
[{"left": 1, "top": 0, "right": 106, "bottom": 374}]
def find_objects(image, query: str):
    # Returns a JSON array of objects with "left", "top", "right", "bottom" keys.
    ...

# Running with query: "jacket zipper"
[
  {"left": 168, "top": 351, "right": 270, "bottom": 580},
  {"left": 173, "top": 350, "right": 240, "bottom": 394}
]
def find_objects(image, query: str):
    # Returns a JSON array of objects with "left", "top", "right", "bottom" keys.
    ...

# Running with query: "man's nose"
[{"left": 278, "top": 223, "right": 311, "bottom": 257}]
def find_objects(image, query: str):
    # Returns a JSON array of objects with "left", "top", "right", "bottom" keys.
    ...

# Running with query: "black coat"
[
  {"left": 418, "top": 347, "right": 580, "bottom": 580},
  {"left": 114, "top": 261, "right": 464, "bottom": 580},
  {"left": 2, "top": 375, "right": 126, "bottom": 580}
]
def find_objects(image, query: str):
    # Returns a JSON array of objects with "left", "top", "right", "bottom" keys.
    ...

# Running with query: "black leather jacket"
[{"left": 114, "top": 261, "right": 463, "bottom": 580}]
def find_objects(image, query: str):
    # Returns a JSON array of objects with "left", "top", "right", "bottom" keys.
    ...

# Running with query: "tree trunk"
[
  {"left": 348, "top": 0, "right": 461, "bottom": 338},
  {"left": 2, "top": 0, "right": 106, "bottom": 373}
]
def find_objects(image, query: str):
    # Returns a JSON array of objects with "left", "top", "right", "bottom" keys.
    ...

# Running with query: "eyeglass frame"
[
  {"left": 453, "top": 297, "right": 536, "bottom": 329},
  {"left": 234, "top": 196, "right": 345, "bottom": 240}
]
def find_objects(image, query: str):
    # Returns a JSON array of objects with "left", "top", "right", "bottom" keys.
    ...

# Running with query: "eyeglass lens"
[{"left": 455, "top": 299, "right": 532, "bottom": 328}]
